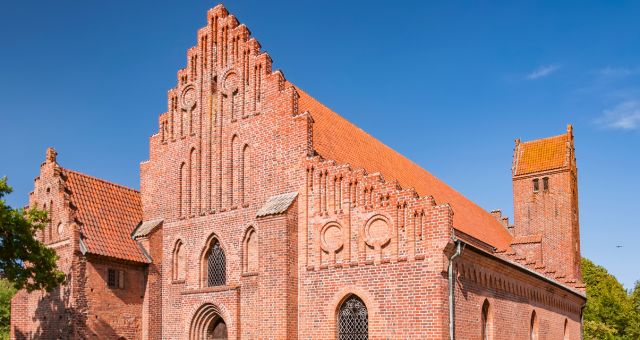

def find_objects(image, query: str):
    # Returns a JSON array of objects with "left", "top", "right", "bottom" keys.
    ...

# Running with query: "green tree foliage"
[
  {"left": 628, "top": 281, "right": 640, "bottom": 339},
  {"left": 0, "top": 177, "right": 64, "bottom": 292},
  {"left": 0, "top": 279, "right": 16, "bottom": 340},
  {"left": 582, "top": 258, "right": 640, "bottom": 339}
]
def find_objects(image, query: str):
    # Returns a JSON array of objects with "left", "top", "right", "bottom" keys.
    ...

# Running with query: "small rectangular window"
[
  {"left": 107, "top": 269, "right": 116, "bottom": 287},
  {"left": 542, "top": 177, "right": 549, "bottom": 191},
  {"left": 118, "top": 270, "right": 125, "bottom": 289},
  {"left": 107, "top": 269, "right": 125, "bottom": 289},
  {"left": 533, "top": 179, "right": 539, "bottom": 192}
]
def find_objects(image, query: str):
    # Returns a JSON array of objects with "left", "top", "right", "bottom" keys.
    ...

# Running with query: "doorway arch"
[{"left": 189, "top": 303, "right": 228, "bottom": 340}]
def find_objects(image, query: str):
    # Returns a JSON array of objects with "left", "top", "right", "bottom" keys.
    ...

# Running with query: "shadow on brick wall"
[{"left": 13, "top": 272, "right": 120, "bottom": 339}]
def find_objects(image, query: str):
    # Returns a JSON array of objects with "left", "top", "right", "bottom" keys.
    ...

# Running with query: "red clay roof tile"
[
  {"left": 63, "top": 169, "right": 147, "bottom": 263},
  {"left": 295, "top": 86, "right": 513, "bottom": 250},
  {"left": 514, "top": 133, "right": 569, "bottom": 176}
]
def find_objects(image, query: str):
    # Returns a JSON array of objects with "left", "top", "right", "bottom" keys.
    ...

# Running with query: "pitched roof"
[
  {"left": 295, "top": 86, "right": 513, "bottom": 250},
  {"left": 513, "top": 132, "right": 570, "bottom": 176},
  {"left": 63, "top": 169, "right": 148, "bottom": 263}
]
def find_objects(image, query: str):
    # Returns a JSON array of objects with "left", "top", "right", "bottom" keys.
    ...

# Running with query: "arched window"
[
  {"left": 205, "top": 239, "right": 226, "bottom": 287},
  {"left": 563, "top": 318, "right": 569, "bottom": 340},
  {"left": 530, "top": 310, "right": 539, "bottom": 340},
  {"left": 481, "top": 299, "right": 491, "bottom": 340},
  {"left": 533, "top": 178, "right": 540, "bottom": 192},
  {"left": 173, "top": 240, "right": 185, "bottom": 281},
  {"left": 338, "top": 294, "right": 368, "bottom": 340},
  {"left": 542, "top": 177, "right": 549, "bottom": 191},
  {"left": 243, "top": 227, "right": 258, "bottom": 273}
]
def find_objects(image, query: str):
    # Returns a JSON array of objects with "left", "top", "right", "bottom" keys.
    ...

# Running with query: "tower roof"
[{"left": 513, "top": 125, "right": 574, "bottom": 176}]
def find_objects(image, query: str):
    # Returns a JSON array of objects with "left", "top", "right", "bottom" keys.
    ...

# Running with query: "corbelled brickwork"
[{"left": 12, "top": 4, "right": 586, "bottom": 339}]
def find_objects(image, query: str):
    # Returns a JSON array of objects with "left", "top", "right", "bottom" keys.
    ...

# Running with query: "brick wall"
[
  {"left": 83, "top": 256, "right": 145, "bottom": 339},
  {"left": 139, "top": 225, "right": 163, "bottom": 340},
  {"left": 296, "top": 156, "right": 454, "bottom": 339},
  {"left": 140, "top": 5, "right": 310, "bottom": 338},
  {"left": 453, "top": 248, "right": 583, "bottom": 340},
  {"left": 513, "top": 168, "right": 581, "bottom": 280},
  {"left": 11, "top": 150, "right": 79, "bottom": 339}
]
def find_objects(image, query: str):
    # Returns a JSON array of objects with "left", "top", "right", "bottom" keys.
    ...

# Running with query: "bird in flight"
[{"left": 616, "top": 245, "right": 623, "bottom": 248}]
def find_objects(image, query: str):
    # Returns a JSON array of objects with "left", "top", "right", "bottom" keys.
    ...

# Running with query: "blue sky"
[{"left": 1, "top": 1, "right": 639, "bottom": 289}]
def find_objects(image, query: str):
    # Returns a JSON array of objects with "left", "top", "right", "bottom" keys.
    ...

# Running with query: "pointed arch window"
[
  {"left": 243, "top": 227, "right": 258, "bottom": 274},
  {"left": 205, "top": 240, "right": 226, "bottom": 287},
  {"left": 338, "top": 294, "right": 368, "bottom": 340},
  {"left": 481, "top": 299, "right": 491, "bottom": 340},
  {"left": 530, "top": 310, "right": 539, "bottom": 340},
  {"left": 173, "top": 240, "right": 186, "bottom": 281}
]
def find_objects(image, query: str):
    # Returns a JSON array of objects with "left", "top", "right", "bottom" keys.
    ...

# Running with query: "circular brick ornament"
[
  {"left": 320, "top": 222, "right": 344, "bottom": 253},
  {"left": 180, "top": 84, "right": 197, "bottom": 110},
  {"left": 364, "top": 216, "right": 391, "bottom": 248}
]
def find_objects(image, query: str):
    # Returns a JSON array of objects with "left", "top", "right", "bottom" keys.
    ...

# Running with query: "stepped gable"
[
  {"left": 294, "top": 86, "right": 513, "bottom": 250},
  {"left": 62, "top": 169, "right": 148, "bottom": 263},
  {"left": 513, "top": 127, "right": 572, "bottom": 176}
]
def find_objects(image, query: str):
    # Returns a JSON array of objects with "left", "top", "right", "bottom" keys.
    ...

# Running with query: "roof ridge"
[
  {"left": 62, "top": 168, "right": 140, "bottom": 194},
  {"left": 519, "top": 133, "right": 567, "bottom": 145}
]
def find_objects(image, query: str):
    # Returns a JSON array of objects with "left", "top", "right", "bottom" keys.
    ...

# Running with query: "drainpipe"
[{"left": 448, "top": 239, "right": 462, "bottom": 340}]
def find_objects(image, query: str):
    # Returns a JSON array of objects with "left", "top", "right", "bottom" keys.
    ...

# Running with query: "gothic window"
[
  {"left": 205, "top": 239, "right": 226, "bottom": 287},
  {"left": 533, "top": 178, "right": 539, "bottom": 192},
  {"left": 563, "top": 319, "right": 569, "bottom": 340},
  {"left": 530, "top": 310, "right": 539, "bottom": 340},
  {"left": 338, "top": 295, "right": 368, "bottom": 340},
  {"left": 481, "top": 299, "right": 491, "bottom": 340},
  {"left": 173, "top": 240, "right": 186, "bottom": 281},
  {"left": 243, "top": 227, "right": 258, "bottom": 273},
  {"left": 542, "top": 177, "right": 549, "bottom": 191}
]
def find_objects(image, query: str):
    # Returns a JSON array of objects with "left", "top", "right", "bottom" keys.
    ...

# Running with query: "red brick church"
[{"left": 11, "top": 4, "right": 586, "bottom": 339}]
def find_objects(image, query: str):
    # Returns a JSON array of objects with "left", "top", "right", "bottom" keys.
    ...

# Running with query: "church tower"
[{"left": 512, "top": 125, "right": 581, "bottom": 281}]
